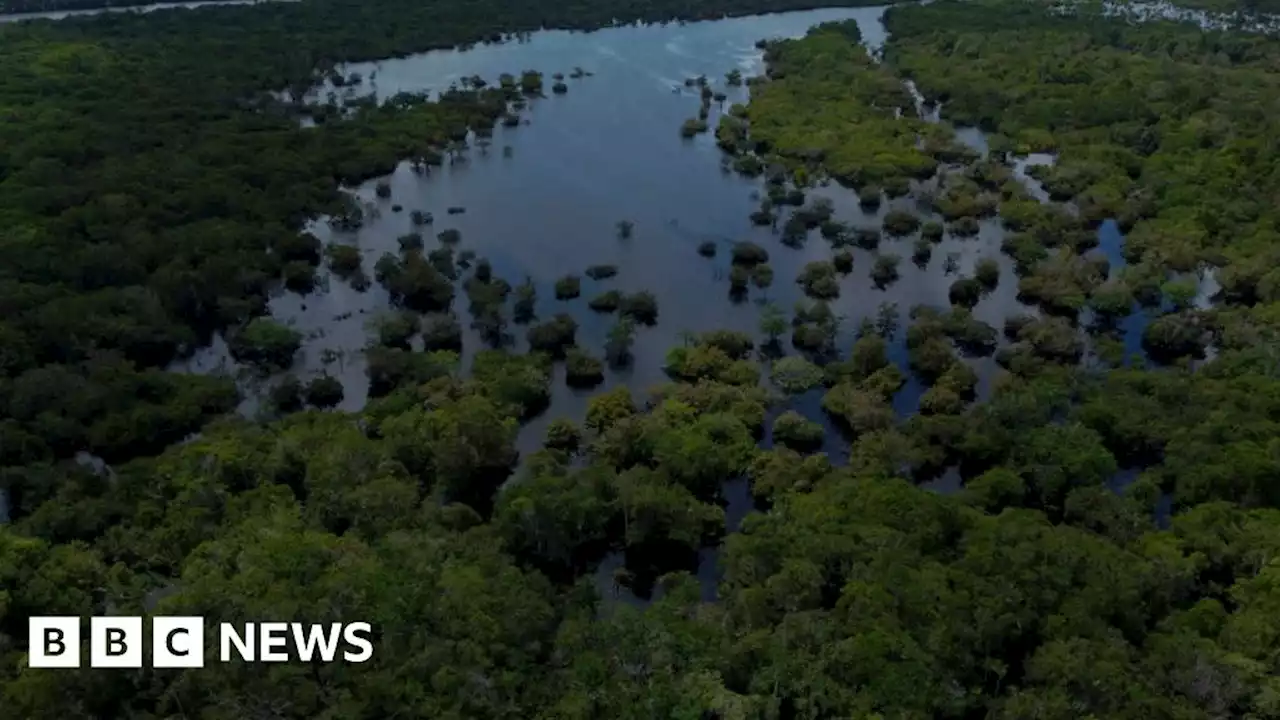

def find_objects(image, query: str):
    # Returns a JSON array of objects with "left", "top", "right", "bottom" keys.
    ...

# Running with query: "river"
[
  {"left": 183, "top": 5, "right": 1037, "bottom": 428},
  {"left": 0, "top": 0, "right": 295, "bottom": 23},
  {"left": 221, "top": 5, "right": 1119, "bottom": 603},
  {"left": 6, "top": 0, "right": 1204, "bottom": 592},
  {"left": 174, "top": 3, "right": 1170, "bottom": 602}
]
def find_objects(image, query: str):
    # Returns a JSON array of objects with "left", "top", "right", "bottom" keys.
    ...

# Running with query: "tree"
[
  {"left": 229, "top": 318, "right": 302, "bottom": 373},
  {"left": 882, "top": 208, "right": 921, "bottom": 236},
  {"left": 585, "top": 386, "right": 635, "bottom": 432},
  {"left": 589, "top": 290, "right": 622, "bottom": 313},
  {"left": 975, "top": 257, "right": 1001, "bottom": 288},
  {"left": 269, "top": 375, "right": 304, "bottom": 414},
  {"left": 772, "top": 410, "right": 824, "bottom": 451},
  {"left": 527, "top": 314, "right": 578, "bottom": 357},
  {"left": 422, "top": 313, "right": 463, "bottom": 351},
  {"left": 950, "top": 277, "right": 984, "bottom": 308},
  {"left": 555, "top": 275, "right": 582, "bottom": 300},
  {"left": 797, "top": 261, "right": 840, "bottom": 299},
  {"left": 564, "top": 346, "right": 605, "bottom": 388},
  {"left": 619, "top": 291, "right": 658, "bottom": 325},
  {"left": 305, "top": 375, "right": 345, "bottom": 408},
  {"left": 585, "top": 264, "right": 618, "bottom": 280},
  {"left": 370, "top": 309, "right": 419, "bottom": 350},
  {"left": 544, "top": 418, "right": 582, "bottom": 453},
  {"left": 731, "top": 241, "right": 769, "bottom": 266},
  {"left": 514, "top": 279, "right": 537, "bottom": 324},
  {"left": 760, "top": 302, "right": 788, "bottom": 346},
  {"left": 871, "top": 254, "right": 902, "bottom": 288},
  {"left": 605, "top": 318, "right": 636, "bottom": 368},
  {"left": 494, "top": 464, "right": 615, "bottom": 577},
  {"left": 771, "top": 356, "right": 824, "bottom": 394},
  {"left": 751, "top": 264, "right": 774, "bottom": 294}
]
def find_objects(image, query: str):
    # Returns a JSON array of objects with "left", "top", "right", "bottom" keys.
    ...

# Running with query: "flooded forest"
[{"left": 2, "top": 0, "right": 1280, "bottom": 716}]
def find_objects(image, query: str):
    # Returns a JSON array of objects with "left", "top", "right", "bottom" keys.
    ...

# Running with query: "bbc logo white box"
[
  {"left": 29, "top": 616, "right": 80, "bottom": 668},
  {"left": 27, "top": 617, "right": 372, "bottom": 667},
  {"left": 153, "top": 616, "right": 205, "bottom": 668},
  {"left": 91, "top": 616, "right": 143, "bottom": 668}
]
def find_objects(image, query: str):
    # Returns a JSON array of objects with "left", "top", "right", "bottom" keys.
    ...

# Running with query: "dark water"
[
  {"left": 161, "top": 5, "right": 1107, "bottom": 600},
  {"left": 181, "top": 6, "right": 1038, "bottom": 432},
  {"left": 155, "top": 5, "right": 1206, "bottom": 594}
]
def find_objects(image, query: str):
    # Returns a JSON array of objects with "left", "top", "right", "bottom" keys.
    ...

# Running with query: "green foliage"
[
  {"left": 370, "top": 309, "right": 419, "bottom": 349},
  {"left": 544, "top": 418, "right": 582, "bottom": 453},
  {"left": 751, "top": 263, "right": 774, "bottom": 291},
  {"left": 555, "top": 275, "right": 582, "bottom": 300},
  {"left": 731, "top": 241, "right": 769, "bottom": 266},
  {"left": 796, "top": 260, "right": 840, "bottom": 299},
  {"left": 771, "top": 410, "right": 824, "bottom": 450},
  {"left": 229, "top": 318, "right": 302, "bottom": 372},
  {"left": 882, "top": 208, "right": 921, "bottom": 236},
  {"left": 585, "top": 264, "right": 618, "bottom": 280},
  {"left": 422, "top": 313, "right": 464, "bottom": 351},
  {"left": 588, "top": 290, "right": 622, "bottom": 313},
  {"left": 512, "top": 280, "right": 539, "bottom": 327},
  {"left": 604, "top": 317, "right": 636, "bottom": 367},
  {"left": 564, "top": 346, "right": 605, "bottom": 388},
  {"left": 325, "top": 243, "right": 363, "bottom": 278},
  {"left": 527, "top": 314, "right": 578, "bottom": 357},
  {"left": 585, "top": 386, "right": 634, "bottom": 432},
  {"left": 7, "top": 1, "right": 1280, "bottom": 718},
  {"left": 680, "top": 117, "right": 709, "bottom": 137},
  {"left": 618, "top": 291, "right": 659, "bottom": 325},
  {"left": 871, "top": 253, "right": 901, "bottom": 288},
  {"left": 949, "top": 276, "right": 984, "bottom": 309},
  {"left": 759, "top": 302, "right": 788, "bottom": 345},
  {"left": 304, "top": 374, "right": 345, "bottom": 408},
  {"left": 270, "top": 375, "right": 305, "bottom": 414},
  {"left": 745, "top": 23, "right": 934, "bottom": 186},
  {"left": 666, "top": 342, "right": 757, "bottom": 386},
  {"left": 770, "top": 355, "right": 824, "bottom": 394}
]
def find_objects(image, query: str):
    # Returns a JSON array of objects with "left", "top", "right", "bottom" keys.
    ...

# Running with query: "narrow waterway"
[
  {"left": 161, "top": 3, "right": 1178, "bottom": 602},
  {"left": 5, "top": 0, "right": 1208, "bottom": 579},
  {"left": 183, "top": 5, "right": 1034, "bottom": 426}
]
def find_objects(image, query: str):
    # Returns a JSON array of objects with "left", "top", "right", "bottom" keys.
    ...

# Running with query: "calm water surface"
[
  {"left": 48, "top": 2, "right": 1181, "bottom": 590},
  {"left": 186, "top": 6, "right": 1037, "bottom": 430},
  {"left": 0, "top": 0, "right": 293, "bottom": 23},
  {"left": 207, "top": 5, "right": 1054, "bottom": 603}
]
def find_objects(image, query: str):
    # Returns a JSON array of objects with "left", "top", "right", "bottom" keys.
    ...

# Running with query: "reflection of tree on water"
[
  {"left": 665, "top": 217, "right": 736, "bottom": 251},
  {"left": 666, "top": 218, "right": 739, "bottom": 280}
]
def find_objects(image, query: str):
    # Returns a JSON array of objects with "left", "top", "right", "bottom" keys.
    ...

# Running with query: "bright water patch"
[
  {"left": 0, "top": 0, "right": 295, "bottom": 24},
  {"left": 304, "top": 6, "right": 890, "bottom": 104},
  {"left": 161, "top": 3, "right": 1194, "bottom": 604}
]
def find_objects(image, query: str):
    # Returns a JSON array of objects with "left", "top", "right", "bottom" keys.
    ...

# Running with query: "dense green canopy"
[{"left": 4, "top": 0, "right": 1280, "bottom": 717}]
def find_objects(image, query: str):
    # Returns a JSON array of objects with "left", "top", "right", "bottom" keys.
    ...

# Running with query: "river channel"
[
  {"left": 185, "top": 5, "right": 1038, "bottom": 431},
  {"left": 199, "top": 4, "right": 1137, "bottom": 603},
  {"left": 5, "top": 0, "right": 1212, "bottom": 592}
]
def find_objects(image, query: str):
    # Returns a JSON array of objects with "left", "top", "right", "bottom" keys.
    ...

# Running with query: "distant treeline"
[{"left": 0, "top": 0, "right": 190, "bottom": 14}]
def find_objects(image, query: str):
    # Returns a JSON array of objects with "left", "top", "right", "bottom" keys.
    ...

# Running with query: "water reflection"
[
  {"left": 157, "top": 3, "right": 1205, "bottom": 603},
  {"left": 314, "top": 7, "right": 890, "bottom": 105},
  {"left": 0, "top": 0, "right": 294, "bottom": 24}
]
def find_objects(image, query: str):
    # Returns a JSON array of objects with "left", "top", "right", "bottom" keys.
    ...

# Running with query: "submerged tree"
[{"left": 605, "top": 317, "right": 637, "bottom": 368}]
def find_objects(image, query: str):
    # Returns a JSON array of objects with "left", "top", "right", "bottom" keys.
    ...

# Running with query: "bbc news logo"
[{"left": 29, "top": 617, "right": 373, "bottom": 668}]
